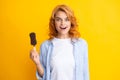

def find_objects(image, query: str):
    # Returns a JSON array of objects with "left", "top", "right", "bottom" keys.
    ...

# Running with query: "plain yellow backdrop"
[{"left": 0, "top": 0, "right": 120, "bottom": 80}]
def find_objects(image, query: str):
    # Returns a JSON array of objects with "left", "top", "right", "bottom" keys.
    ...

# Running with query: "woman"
[{"left": 30, "top": 4, "right": 89, "bottom": 80}]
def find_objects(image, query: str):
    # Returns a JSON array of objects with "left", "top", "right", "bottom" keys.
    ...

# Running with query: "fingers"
[
  {"left": 30, "top": 49, "right": 38, "bottom": 59},
  {"left": 30, "top": 54, "right": 38, "bottom": 59}
]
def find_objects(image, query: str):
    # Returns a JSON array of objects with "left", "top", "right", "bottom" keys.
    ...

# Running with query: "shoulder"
[
  {"left": 75, "top": 38, "right": 88, "bottom": 47},
  {"left": 39, "top": 40, "right": 51, "bottom": 56},
  {"left": 40, "top": 40, "right": 51, "bottom": 48},
  {"left": 78, "top": 38, "right": 88, "bottom": 45}
]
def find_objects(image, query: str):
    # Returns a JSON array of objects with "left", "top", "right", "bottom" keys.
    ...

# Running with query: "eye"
[
  {"left": 65, "top": 18, "right": 69, "bottom": 21},
  {"left": 55, "top": 17, "right": 62, "bottom": 22}
]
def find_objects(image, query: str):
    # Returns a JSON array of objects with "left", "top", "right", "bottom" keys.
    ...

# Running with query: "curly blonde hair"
[{"left": 49, "top": 4, "right": 80, "bottom": 40}]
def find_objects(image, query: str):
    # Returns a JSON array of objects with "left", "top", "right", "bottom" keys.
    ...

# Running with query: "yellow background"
[{"left": 0, "top": 0, "right": 120, "bottom": 80}]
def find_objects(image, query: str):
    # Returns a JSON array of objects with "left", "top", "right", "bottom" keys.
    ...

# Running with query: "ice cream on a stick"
[{"left": 29, "top": 32, "right": 37, "bottom": 50}]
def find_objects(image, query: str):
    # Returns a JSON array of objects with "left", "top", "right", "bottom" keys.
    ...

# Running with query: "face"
[{"left": 54, "top": 11, "right": 71, "bottom": 38}]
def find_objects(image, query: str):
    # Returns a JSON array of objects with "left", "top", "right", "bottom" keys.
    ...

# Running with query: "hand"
[{"left": 30, "top": 48, "right": 40, "bottom": 65}]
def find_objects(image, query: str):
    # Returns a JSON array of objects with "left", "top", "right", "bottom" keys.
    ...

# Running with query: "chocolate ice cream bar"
[{"left": 29, "top": 32, "right": 37, "bottom": 46}]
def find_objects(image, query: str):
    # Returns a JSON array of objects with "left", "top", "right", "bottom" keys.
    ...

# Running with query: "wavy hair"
[{"left": 49, "top": 4, "right": 80, "bottom": 40}]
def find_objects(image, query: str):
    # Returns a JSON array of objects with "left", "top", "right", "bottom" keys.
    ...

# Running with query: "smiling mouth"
[{"left": 60, "top": 27, "right": 67, "bottom": 29}]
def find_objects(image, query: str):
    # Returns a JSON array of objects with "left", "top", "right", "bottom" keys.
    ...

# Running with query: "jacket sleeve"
[
  {"left": 83, "top": 40, "right": 90, "bottom": 80},
  {"left": 36, "top": 43, "right": 47, "bottom": 80}
]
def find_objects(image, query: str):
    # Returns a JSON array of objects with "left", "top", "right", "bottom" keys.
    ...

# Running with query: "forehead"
[{"left": 55, "top": 11, "right": 68, "bottom": 18}]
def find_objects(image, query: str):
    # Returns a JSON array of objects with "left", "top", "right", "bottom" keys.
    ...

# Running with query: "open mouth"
[{"left": 60, "top": 27, "right": 67, "bottom": 29}]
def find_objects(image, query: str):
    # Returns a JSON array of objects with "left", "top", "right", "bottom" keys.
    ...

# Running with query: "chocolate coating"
[{"left": 29, "top": 32, "right": 37, "bottom": 46}]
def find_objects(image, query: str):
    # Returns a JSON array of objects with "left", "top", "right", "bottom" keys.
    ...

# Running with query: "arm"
[{"left": 36, "top": 63, "right": 44, "bottom": 77}]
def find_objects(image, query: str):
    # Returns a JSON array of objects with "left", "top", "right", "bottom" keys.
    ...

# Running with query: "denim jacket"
[{"left": 36, "top": 38, "right": 89, "bottom": 80}]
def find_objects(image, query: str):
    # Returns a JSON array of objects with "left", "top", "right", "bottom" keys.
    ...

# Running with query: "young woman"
[{"left": 30, "top": 4, "right": 89, "bottom": 80}]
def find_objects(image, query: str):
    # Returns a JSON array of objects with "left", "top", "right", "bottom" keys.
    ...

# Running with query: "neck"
[{"left": 57, "top": 34, "right": 70, "bottom": 39}]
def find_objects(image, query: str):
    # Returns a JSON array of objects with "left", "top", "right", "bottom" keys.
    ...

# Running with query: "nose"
[{"left": 61, "top": 20, "right": 65, "bottom": 25}]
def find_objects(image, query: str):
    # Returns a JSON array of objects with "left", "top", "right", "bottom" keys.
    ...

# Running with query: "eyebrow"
[{"left": 55, "top": 17, "right": 68, "bottom": 19}]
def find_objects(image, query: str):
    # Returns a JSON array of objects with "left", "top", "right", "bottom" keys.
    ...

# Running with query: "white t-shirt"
[{"left": 50, "top": 38, "right": 75, "bottom": 80}]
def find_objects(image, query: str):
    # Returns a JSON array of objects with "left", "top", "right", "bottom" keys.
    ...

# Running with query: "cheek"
[
  {"left": 55, "top": 22, "right": 60, "bottom": 27},
  {"left": 54, "top": 23, "right": 59, "bottom": 31},
  {"left": 67, "top": 23, "right": 71, "bottom": 30},
  {"left": 67, "top": 22, "right": 71, "bottom": 27}
]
